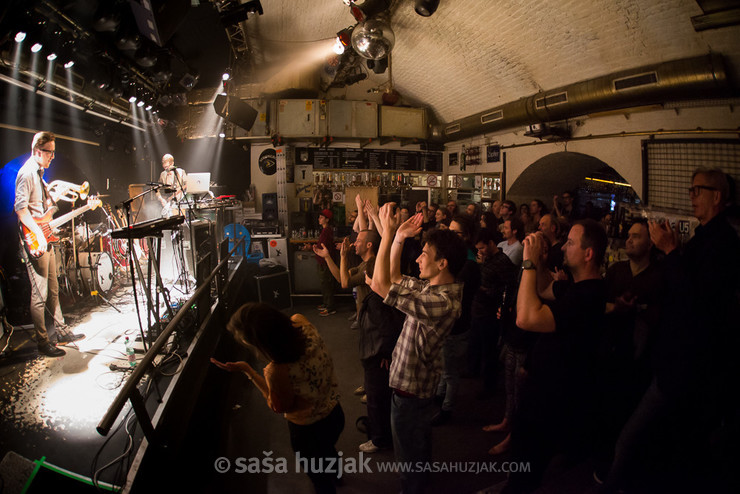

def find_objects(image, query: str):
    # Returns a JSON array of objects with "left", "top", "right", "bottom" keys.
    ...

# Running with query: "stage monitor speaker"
[
  {"left": 213, "top": 94, "right": 258, "bottom": 131},
  {"left": 184, "top": 220, "right": 217, "bottom": 283},
  {"left": 130, "top": 0, "right": 190, "bottom": 47}
]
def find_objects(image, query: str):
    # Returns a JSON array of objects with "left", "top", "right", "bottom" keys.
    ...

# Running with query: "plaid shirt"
[{"left": 384, "top": 275, "right": 463, "bottom": 398}]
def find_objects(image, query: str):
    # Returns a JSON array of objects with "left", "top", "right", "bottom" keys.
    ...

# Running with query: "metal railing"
[{"left": 96, "top": 238, "right": 244, "bottom": 438}]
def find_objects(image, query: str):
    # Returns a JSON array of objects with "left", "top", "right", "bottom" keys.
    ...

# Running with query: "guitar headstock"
[{"left": 88, "top": 195, "right": 102, "bottom": 210}]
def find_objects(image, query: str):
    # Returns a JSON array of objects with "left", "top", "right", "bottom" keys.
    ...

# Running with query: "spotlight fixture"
[
  {"left": 414, "top": 0, "right": 440, "bottom": 16},
  {"left": 145, "top": 104, "right": 153, "bottom": 111},
  {"left": 129, "top": 95, "right": 137, "bottom": 103},
  {"left": 47, "top": 53, "right": 57, "bottom": 61},
  {"left": 15, "top": 31, "right": 27, "bottom": 42},
  {"left": 219, "top": 0, "right": 264, "bottom": 27},
  {"left": 137, "top": 99, "right": 145, "bottom": 107},
  {"left": 179, "top": 69, "right": 200, "bottom": 90},
  {"left": 334, "top": 26, "right": 353, "bottom": 55},
  {"left": 219, "top": 130, "right": 226, "bottom": 138},
  {"left": 64, "top": 60, "right": 74, "bottom": 69},
  {"left": 351, "top": 16, "right": 395, "bottom": 60},
  {"left": 222, "top": 68, "right": 231, "bottom": 81},
  {"left": 31, "top": 43, "right": 43, "bottom": 53},
  {"left": 350, "top": 0, "right": 391, "bottom": 23}
]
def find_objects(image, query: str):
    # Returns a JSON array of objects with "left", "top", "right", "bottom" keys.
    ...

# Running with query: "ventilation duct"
[{"left": 432, "top": 54, "right": 731, "bottom": 143}]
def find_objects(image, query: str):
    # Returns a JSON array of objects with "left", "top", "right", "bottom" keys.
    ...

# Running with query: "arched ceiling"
[
  {"left": 235, "top": 0, "right": 740, "bottom": 123},
  {"left": 507, "top": 151, "right": 627, "bottom": 206}
]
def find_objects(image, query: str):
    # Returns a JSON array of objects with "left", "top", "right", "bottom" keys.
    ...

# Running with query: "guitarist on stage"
[
  {"left": 15, "top": 131, "right": 85, "bottom": 357},
  {"left": 155, "top": 153, "right": 187, "bottom": 217}
]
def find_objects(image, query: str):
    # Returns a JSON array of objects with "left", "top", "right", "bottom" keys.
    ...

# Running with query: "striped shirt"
[{"left": 384, "top": 276, "right": 463, "bottom": 398}]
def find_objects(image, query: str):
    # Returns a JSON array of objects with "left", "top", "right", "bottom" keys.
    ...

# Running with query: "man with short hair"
[
  {"left": 314, "top": 209, "right": 337, "bottom": 315},
  {"left": 498, "top": 218, "right": 524, "bottom": 267},
  {"left": 15, "top": 132, "right": 84, "bottom": 357},
  {"left": 503, "top": 219, "right": 607, "bottom": 493},
  {"left": 156, "top": 153, "right": 187, "bottom": 213},
  {"left": 538, "top": 213, "right": 564, "bottom": 271},
  {"left": 433, "top": 215, "right": 481, "bottom": 425},
  {"left": 470, "top": 227, "right": 518, "bottom": 398},
  {"left": 499, "top": 200, "right": 516, "bottom": 222},
  {"left": 446, "top": 199, "right": 458, "bottom": 217},
  {"left": 553, "top": 190, "right": 576, "bottom": 223},
  {"left": 316, "top": 229, "right": 401, "bottom": 453},
  {"left": 606, "top": 168, "right": 740, "bottom": 492},
  {"left": 370, "top": 204, "right": 466, "bottom": 494}
]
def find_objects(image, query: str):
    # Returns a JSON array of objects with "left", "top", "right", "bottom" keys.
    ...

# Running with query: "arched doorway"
[{"left": 507, "top": 151, "right": 639, "bottom": 220}]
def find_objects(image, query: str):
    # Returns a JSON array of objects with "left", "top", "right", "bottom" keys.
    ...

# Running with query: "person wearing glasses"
[
  {"left": 15, "top": 131, "right": 84, "bottom": 357},
  {"left": 604, "top": 168, "right": 740, "bottom": 492}
]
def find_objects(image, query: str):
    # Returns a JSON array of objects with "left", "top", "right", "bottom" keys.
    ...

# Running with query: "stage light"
[
  {"left": 129, "top": 95, "right": 137, "bottom": 103},
  {"left": 145, "top": 104, "right": 153, "bottom": 111},
  {"left": 31, "top": 43, "right": 43, "bottom": 53},
  {"left": 219, "top": 130, "right": 226, "bottom": 138},
  {"left": 350, "top": 0, "right": 391, "bottom": 23},
  {"left": 334, "top": 26, "right": 353, "bottom": 55},
  {"left": 15, "top": 31, "right": 27, "bottom": 42},
  {"left": 47, "top": 53, "right": 57, "bottom": 61},
  {"left": 414, "top": 0, "right": 440, "bottom": 16},
  {"left": 137, "top": 99, "right": 145, "bottom": 107},
  {"left": 222, "top": 68, "right": 231, "bottom": 81},
  {"left": 64, "top": 60, "right": 75, "bottom": 69}
]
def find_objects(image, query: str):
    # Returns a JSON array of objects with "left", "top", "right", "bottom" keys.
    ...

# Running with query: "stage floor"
[{"left": 0, "top": 269, "right": 195, "bottom": 490}]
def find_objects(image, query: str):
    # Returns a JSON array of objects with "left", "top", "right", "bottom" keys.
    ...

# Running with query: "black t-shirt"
[{"left": 528, "top": 278, "right": 607, "bottom": 404}]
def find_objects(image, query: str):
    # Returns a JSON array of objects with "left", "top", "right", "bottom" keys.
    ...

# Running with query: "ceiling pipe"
[{"left": 431, "top": 54, "right": 733, "bottom": 143}]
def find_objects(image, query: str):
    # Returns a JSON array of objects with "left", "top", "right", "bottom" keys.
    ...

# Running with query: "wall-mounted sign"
[
  {"left": 258, "top": 148, "right": 277, "bottom": 175},
  {"left": 426, "top": 175, "right": 438, "bottom": 187},
  {"left": 486, "top": 145, "right": 501, "bottom": 163}
]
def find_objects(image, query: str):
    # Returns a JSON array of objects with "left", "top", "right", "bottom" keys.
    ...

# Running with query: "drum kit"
[{"left": 55, "top": 206, "right": 150, "bottom": 298}]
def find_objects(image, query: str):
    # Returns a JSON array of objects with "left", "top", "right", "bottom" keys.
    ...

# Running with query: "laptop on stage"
[{"left": 186, "top": 173, "right": 211, "bottom": 194}]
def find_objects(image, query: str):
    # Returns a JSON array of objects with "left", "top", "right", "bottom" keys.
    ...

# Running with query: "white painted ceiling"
[{"left": 235, "top": 0, "right": 740, "bottom": 124}]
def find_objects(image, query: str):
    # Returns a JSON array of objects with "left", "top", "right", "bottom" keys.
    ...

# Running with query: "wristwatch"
[{"left": 522, "top": 260, "right": 536, "bottom": 270}]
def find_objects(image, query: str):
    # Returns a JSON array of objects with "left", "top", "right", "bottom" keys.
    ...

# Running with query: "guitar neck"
[{"left": 48, "top": 204, "right": 93, "bottom": 230}]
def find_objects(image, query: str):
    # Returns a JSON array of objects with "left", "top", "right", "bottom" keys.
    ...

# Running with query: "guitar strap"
[{"left": 38, "top": 169, "right": 58, "bottom": 214}]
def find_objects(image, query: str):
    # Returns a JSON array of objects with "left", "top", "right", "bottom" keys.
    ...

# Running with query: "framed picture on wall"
[{"left": 449, "top": 152, "right": 458, "bottom": 168}]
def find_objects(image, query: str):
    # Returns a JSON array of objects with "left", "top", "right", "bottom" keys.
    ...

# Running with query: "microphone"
[
  {"left": 162, "top": 187, "right": 175, "bottom": 193},
  {"left": 167, "top": 166, "right": 177, "bottom": 172},
  {"left": 147, "top": 182, "right": 164, "bottom": 187}
]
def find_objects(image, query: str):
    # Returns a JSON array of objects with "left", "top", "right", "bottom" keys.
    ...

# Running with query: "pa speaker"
[{"left": 213, "top": 94, "right": 258, "bottom": 131}]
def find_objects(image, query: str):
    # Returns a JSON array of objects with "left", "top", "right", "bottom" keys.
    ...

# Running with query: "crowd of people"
[{"left": 214, "top": 168, "right": 739, "bottom": 494}]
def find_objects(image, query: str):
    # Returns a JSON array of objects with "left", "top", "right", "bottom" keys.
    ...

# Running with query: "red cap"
[{"left": 320, "top": 209, "right": 333, "bottom": 220}]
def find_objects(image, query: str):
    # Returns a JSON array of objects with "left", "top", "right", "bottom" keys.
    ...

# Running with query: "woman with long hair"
[{"left": 211, "top": 303, "right": 344, "bottom": 493}]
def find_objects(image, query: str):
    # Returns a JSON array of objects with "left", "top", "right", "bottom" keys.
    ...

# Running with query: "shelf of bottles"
[
  {"left": 313, "top": 170, "right": 443, "bottom": 204},
  {"left": 446, "top": 174, "right": 502, "bottom": 205}
]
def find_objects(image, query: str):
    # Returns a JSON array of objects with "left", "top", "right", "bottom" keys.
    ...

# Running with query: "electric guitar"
[{"left": 21, "top": 196, "right": 102, "bottom": 257}]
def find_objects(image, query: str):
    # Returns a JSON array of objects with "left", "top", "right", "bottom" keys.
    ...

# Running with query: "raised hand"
[
  {"left": 210, "top": 358, "right": 253, "bottom": 374},
  {"left": 340, "top": 237, "right": 352, "bottom": 257},
  {"left": 397, "top": 212, "right": 423, "bottom": 241},
  {"left": 312, "top": 242, "right": 330, "bottom": 258},
  {"left": 648, "top": 219, "right": 678, "bottom": 255},
  {"left": 522, "top": 232, "right": 545, "bottom": 264},
  {"left": 379, "top": 203, "right": 400, "bottom": 234}
]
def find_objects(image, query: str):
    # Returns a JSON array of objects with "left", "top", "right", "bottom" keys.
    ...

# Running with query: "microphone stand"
[
  {"left": 117, "top": 186, "right": 159, "bottom": 353},
  {"left": 170, "top": 168, "right": 197, "bottom": 292}
]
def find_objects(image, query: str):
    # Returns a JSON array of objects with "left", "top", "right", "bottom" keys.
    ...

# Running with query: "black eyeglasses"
[
  {"left": 688, "top": 185, "right": 717, "bottom": 196},
  {"left": 39, "top": 148, "right": 55, "bottom": 155}
]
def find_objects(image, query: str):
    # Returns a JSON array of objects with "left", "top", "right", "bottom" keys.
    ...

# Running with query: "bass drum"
[{"left": 67, "top": 252, "right": 114, "bottom": 293}]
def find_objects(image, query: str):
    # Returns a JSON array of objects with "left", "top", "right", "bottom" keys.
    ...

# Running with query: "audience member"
[
  {"left": 370, "top": 205, "right": 466, "bottom": 494},
  {"left": 605, "top": 168, "right": 740, "bottom": 493},
  {"left": 503, "top": 220, "right": 608, "bottom": 493},
  {"left": 498, "top": 217, "right": 524, "bottom": 267},
  {"left": 433, "top": 215, "right": 481, "bottom": 425},
  {"left": 212, "top": 303, "right": 344, "bottom": 494}
]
